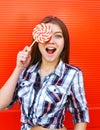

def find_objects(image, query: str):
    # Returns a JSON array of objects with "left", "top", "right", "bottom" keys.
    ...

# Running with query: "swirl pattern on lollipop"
[{"left": 32, "top": 23, "right": 52, "bottom": 44}]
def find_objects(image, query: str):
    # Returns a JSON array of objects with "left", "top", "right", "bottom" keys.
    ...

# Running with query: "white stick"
[{"left": 30, "top": 40, "right": 36, "bottom": 48}]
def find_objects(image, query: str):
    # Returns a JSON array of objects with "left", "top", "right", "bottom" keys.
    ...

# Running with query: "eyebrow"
[{"left": 53, "top": 31, "right": 63, "bottom": 34}]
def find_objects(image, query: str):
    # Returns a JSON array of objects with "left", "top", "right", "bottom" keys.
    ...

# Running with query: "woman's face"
[{"left": 38, "top": 23, "right": 64, "bottom": 63}]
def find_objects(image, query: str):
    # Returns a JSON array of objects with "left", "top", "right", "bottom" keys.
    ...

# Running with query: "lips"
[{"left": 46, "top": 47, "right": 56, "bottom": 54}]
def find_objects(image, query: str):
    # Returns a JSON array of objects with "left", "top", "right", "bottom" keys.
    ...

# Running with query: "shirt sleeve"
[{"left": 68, "top": 70, "right": 90, "bottom": 124}]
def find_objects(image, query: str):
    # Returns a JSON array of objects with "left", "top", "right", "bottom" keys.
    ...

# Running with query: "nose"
[{"left": 49, "top": 35, "right": 55, "bottom": 44}]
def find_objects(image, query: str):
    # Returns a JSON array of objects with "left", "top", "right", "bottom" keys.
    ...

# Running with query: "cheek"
[
  {"left": 59, "top": 40, "right": 64, "bottom": 51},
  {"left": 38, "top": 43, "right": 43, "bottom": 50},
  {"left": 38, "top": 44, "right": 45, "bottom": 54}
]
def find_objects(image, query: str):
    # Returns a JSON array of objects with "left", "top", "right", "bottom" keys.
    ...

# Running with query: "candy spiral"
[{"left": 32, "top": 23, "right": 52, "bottom": 44}]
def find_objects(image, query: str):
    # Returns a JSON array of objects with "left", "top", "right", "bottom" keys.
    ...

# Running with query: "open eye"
[{"left": 55, "top": 34, "right": 63, "bottom": 39}]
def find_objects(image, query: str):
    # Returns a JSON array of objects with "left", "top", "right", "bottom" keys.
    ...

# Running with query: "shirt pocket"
[
  {"left": 18, "top": 80, "right": 33, "bottom": 98},
  {"left": 45, "top": 85, "right": 66, "bottom": 104}
]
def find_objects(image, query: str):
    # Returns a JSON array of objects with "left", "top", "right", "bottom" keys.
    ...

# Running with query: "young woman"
[{"left": 0, "top": 16, "right": 89, "bottom": 130}]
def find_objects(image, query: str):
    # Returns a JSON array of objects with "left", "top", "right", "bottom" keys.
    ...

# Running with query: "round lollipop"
[{"left": 30, "top": 23, "right": 52, "bottom": 47}]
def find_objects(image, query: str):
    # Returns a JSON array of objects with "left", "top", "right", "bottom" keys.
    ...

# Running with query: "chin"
[{"left": 46, "top": 57, "right": 59, "bottom": 63}]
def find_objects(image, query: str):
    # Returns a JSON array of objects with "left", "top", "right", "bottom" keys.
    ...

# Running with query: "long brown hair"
[{"left": 30, "top": 16, "right": 70, "bottom": 65}]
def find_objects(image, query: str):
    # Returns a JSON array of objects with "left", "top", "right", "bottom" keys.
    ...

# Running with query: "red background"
[{"left": 0, "top": 0, "right": 100, "bottom": 129}]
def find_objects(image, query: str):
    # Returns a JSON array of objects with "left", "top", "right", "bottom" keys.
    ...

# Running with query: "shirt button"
[
  {"left": 54, "top": 89, "right": 56, "bottom": 92},
  {"left": 22, "top": 82, "right": 25, "bottom": 85}
]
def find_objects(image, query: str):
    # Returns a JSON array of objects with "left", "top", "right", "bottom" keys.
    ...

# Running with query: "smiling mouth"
[{"left": 46, "top": 47, "right": 56, "bottom": 54}]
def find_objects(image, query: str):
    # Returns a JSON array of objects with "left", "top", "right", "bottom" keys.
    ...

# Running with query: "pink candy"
[{"left": 30, "top": 23, "right": 52, "bottom": 47}]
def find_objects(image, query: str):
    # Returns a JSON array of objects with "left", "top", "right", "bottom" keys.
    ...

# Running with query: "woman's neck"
[{"left": 40, "top": 59, "right": 59, "bottom": 80}]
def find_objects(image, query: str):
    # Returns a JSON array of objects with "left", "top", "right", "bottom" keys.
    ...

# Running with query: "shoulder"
[
  {"left": 64, "top": 63, "right": 84, "bottom": 77},
  {"left": 57, "top": 60, "right": 83, "bottom": 77},
  {"left": 65, "top": 63, "right": 81, "bottom": 72},
  {"left": 25, "top": 61, "right": 40, "bottom": 73},
  {"left": 65, "top": 64, "right": 85, "bottom": 82},
  {"left": 19, "top": 62, "right": 39, "bottom": 79}
]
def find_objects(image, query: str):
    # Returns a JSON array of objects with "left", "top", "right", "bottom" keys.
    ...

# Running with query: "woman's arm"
[
  {"left": 74, "top": 122, "right": 87, "bottom": 130},
  {"left": 0, "top": 67, "right": 23, "bottom": 110},
  {"left": 0, "top": 46, "right": 31, "bottom": 110},
  {"left": 68, "top": 70, "right": 89, "bottom": 129}
]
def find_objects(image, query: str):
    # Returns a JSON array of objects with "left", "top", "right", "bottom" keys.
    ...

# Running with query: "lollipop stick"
[{"left": 30, "top": 40, "right": 36, "bottom": 48}]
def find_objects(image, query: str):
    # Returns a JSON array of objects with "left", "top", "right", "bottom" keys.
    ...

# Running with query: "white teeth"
[{"left": 47, "top": 47, "right": 55, "bottom": 50}]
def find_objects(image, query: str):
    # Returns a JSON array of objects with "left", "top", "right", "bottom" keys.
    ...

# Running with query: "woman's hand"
[
  {"left": 16, "top": 46, "right": 31, "bottom": 70},
  {"left": 74, "top": 122, "right": 87, "bottom": 130}
]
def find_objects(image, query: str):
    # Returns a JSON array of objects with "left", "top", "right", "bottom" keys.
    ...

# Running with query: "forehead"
[{"left": 46, "top": 23, "right": 62, "bottom": 33}]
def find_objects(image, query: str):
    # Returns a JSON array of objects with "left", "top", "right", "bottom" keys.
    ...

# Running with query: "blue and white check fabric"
[{"left": 8, "top": 60, "right": 89, "bottom": 130}]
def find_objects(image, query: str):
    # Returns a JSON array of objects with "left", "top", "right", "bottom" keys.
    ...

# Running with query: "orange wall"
[{"left": 0, "top": 0, "right": 100, "bottom": 129}]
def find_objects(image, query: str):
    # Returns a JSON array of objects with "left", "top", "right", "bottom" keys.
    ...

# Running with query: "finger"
[{"left": 23, "top": 46, "right": 32, "bottom": 53}]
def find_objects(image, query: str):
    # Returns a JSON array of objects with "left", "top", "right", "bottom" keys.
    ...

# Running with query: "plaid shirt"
[{"left": 8, "top": 60, "right": 89, "bottom": 130}]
